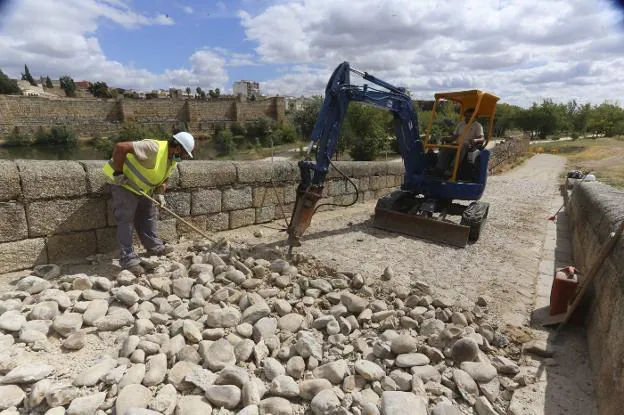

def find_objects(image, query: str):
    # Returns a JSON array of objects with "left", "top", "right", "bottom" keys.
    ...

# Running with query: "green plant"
[
  {"left": 215, "top": 129, "right": 236, "bottom": 155},
  {"left": 34, "top": 126, "right": 77, "bottom": 147},
  {"left": 349, "top": 135, "right": 383, "bottom": 161},
  {"left": 59, "top": 75, "right": 76, "bottom": 97},
  {"left": 45, "top": 76, "right": 53, "bottom": 88},
  {"left": 4, "top": 127, "right": 33, "bottom": 147},
  {"left": 0, "top": 69, "right": 20, "bottom": 94},
  {"left": 21, "top": 64, "right": 36, "bottom": 86},
  {"left": 246, "top": 118, "right": 276, "bottom": 146},
  {"left": 292, "top": 96, "right": 323, "bottom": 139},
  {"left": 196, "top": 87, "right": 206, "bottom": 100},
  {"left": 88, "top": 81, "right": 112, "bottom": 98},
  {"left": 277, "top": 124, "right": 298, "bottom": 144},
  {"left": 114, "top": 122, "right": 169, "bottom": 143},
  {"left": 230, "top": 122, "right": 246, "bottom": 136},
  {"left": 91, "top": 135, "right": 114, "bottom": 154}
]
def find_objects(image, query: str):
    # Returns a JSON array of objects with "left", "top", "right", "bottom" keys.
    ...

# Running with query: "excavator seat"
[{"left": 425, "top": 148, "right": 483, "bottom": 183}]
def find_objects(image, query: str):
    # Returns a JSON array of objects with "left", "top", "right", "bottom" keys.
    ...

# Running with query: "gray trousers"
[{"left": 111, "top": 186, "right": 164, "bottom": 268}]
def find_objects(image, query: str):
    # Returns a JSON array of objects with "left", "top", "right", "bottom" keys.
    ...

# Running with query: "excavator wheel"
[{"left": 461, "top": 201, "right": 490, "bottom": 242}]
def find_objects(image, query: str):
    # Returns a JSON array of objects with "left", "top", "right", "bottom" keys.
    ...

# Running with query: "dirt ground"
[
  {"left": 229, "top": 154, "right": 564, "bottom": 328},
  {"left": 0, "top": 154, "right": 597, "bottom": 413}
]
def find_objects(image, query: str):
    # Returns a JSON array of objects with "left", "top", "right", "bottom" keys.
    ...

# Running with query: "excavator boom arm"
[{"left": 287, "top": 61, "right": 427, "bottom": 247}]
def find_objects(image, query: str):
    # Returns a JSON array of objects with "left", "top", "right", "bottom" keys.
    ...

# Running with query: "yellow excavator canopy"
[{"left": 433, "top": 90, "right": 499, "bottom": 116}]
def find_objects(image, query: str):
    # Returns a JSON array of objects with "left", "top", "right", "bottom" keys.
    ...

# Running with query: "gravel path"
[{"left": 227, "top": 154, "right": 565, "bottom": 328}]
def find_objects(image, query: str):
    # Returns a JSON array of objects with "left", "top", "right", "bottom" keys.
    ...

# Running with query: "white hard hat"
[{"left": 172, "top": 132, "right": 194, "bottom": 158}]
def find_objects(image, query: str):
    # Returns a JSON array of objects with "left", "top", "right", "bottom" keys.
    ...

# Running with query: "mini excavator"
[{"left": 286, "top": 61, "right": 499, "bottom": 250}]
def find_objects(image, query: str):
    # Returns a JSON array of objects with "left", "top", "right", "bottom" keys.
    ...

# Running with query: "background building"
[{"left": 233, "top": 80, "right": 260, "bottom": 99}]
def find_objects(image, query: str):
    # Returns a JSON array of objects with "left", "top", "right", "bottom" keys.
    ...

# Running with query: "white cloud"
[
  {"left": 0, "top": 0, "right": 225, "bottom": 91},
  {"left": 183, "top": 5, "right": 194, "bottom": 14},
  {"left": 165, "top": 50, "right": 229, "bottom": 89},
  {"left": 240, "top": 0, "right": 624, "bottom": 105}
]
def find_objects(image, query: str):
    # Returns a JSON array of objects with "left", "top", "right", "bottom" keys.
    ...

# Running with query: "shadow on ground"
[{"left": 529, "top": 206, "right": 597, "bottom": 415}]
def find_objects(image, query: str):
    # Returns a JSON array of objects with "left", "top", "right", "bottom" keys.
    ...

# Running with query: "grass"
[
  {"left": 204, "top": 140, "right": 305, "bottom": 161},
  {"left": 529, "top": 137, "right": 624, "bottom": 188}
]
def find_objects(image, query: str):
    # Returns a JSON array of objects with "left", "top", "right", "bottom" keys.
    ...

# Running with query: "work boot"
[
  {"left": 126, "top": 264, "right": 145, "bottom": 277},
  {"left": 146, "top": 245, "right": 174, "bottom": 257}
]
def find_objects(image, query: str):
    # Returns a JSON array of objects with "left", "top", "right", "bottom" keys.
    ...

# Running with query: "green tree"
[
  {"left": 337, "top": 117, "right": 356, "bottom": 157},
  {"left": 345, "top": 103, "right": 389, "bottom": 161},
  {"left": 263, "top": 124, "right": 298, "bottom": 147},
  {"left": 0, "top": 69, "right": 20, "bottom": 94},
  {"left": 245, "top": 118, "right": 273, "bottom": 143},
  {"left": 44, "top": 76, "right": 53, "bottom": 88},
  {"left": 5, "top": 127, "right": 34, "bottom": 146},
  {"left": 185, "top": 87, "right": 191, "bottom": 96},
  {"left": 214, "top": 88, "right": 220, "bottom": 97},
  {"left": 493, "top": 103, "right": 521, "bottom": 137},
  {"left": 21, "top": 64, "right": 36, "bottom": 86},
  {"left": 196, "top": 87, "right": 206, "bottom": 99},
  {"left": 230, "top": 122, "right": 246, "bottom": 136},
  {"left": 292, "top": 96, "right": 323, "bottom": 140},
  {"left": 34, "top": 126, "right": 77, "bottom": 147},
  {"left": 87, "top": 81, "right": 112, "bottom": 98},
  {"left": 572, "top": 102, "right": 591, "bottom": 136},
  {"left": 418, "top": 102, "right": 458, "bottom": 143},
  {"left": 587, "top": 102, "right": 624, "bottom": 137},
  {"left": 59, "top": 75, "right": 76, "bottom": 97},
  {"left": 215, "top": 129, "right": 236, "bottom": 155}
]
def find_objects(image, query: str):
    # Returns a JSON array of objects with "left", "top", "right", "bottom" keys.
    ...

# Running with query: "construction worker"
[
  {"left": 436, "top": 108, "right": 484, "bottom": 177},
  {"left": 103, "top": 132, "right": 195, "bottom": 275}
]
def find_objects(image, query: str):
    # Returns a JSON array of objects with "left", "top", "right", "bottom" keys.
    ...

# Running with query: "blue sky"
[{"left": 0, "top": 0, "right": 624, "bottom": 105}]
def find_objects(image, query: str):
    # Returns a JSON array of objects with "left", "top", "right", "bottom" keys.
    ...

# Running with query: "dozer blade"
[{"left": 373, "top": 207, "right": 470, "bottom": 248}]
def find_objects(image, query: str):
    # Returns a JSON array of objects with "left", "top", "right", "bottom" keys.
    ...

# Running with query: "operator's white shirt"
[{"left": 454, "top": 120, "right": 484, "bottom": 146}]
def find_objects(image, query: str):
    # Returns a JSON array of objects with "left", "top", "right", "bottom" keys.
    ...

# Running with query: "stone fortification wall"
[
  {"left": 488, "top": 137, "right": 529, "bottom": 173},
  {"left": 0, "top": 160, "right": 403, "bottom": 273},
  {"left": 0, "top": 96, "right": 285, "bottom": 138},
  {"left": 567, "top": 182, "right": 624, "bottom": 415},
  {"left": 0, "top": 96, "right": 122, "bottom": 137}
]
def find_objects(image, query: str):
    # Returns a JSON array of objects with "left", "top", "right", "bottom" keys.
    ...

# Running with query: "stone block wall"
[
  {"left": 0, "top": 96, "right": 285, "bottom": 139},
  {"left": 567, "top": 182, "right": 624, "bottom": 415},
  {"left": 0, "top": 96, "right": 122, "bottom": 137},
  {"left": 0, "top": 160, "right": 403, "bottom": 273},
  {"left": 488, "top": 137, "right": 529, "bottom": 172}
]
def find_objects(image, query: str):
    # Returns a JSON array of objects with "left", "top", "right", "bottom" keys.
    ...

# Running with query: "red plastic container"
[{"left": 549, "top": 266, "right": 579, "bottom": 315}]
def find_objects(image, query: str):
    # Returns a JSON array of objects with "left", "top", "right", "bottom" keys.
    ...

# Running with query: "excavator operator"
[{"left": 435, "top": 108, "right": 484, "bottom": 178}]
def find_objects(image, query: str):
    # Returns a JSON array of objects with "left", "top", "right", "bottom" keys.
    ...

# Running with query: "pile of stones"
[{"left": 0, "top": 240, "right": 535, "bottom": 415}]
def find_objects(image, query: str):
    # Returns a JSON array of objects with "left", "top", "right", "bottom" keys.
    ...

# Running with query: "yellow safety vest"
[{"left": 102, "top": 140, "right": 177, "bottom": 195}]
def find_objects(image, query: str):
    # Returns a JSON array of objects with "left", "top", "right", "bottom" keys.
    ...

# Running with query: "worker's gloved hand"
[
  {"left": 157, "top": 194, "right": 166, "bottom": 208},
  {"left": 113, "top": 174, "right": 128, "bottom": 186}
]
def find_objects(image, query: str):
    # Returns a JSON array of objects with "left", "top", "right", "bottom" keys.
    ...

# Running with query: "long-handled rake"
[{"left": 548, "top": 171, "right": 590, "bottom": 221}]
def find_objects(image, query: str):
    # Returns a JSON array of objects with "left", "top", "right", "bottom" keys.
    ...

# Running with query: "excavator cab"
[
  {"left": 373, "top": 90, "right": 499, "bottom": 247},
  {"left": 423, "top": 90, "right": 499, "bottom": 185}
]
